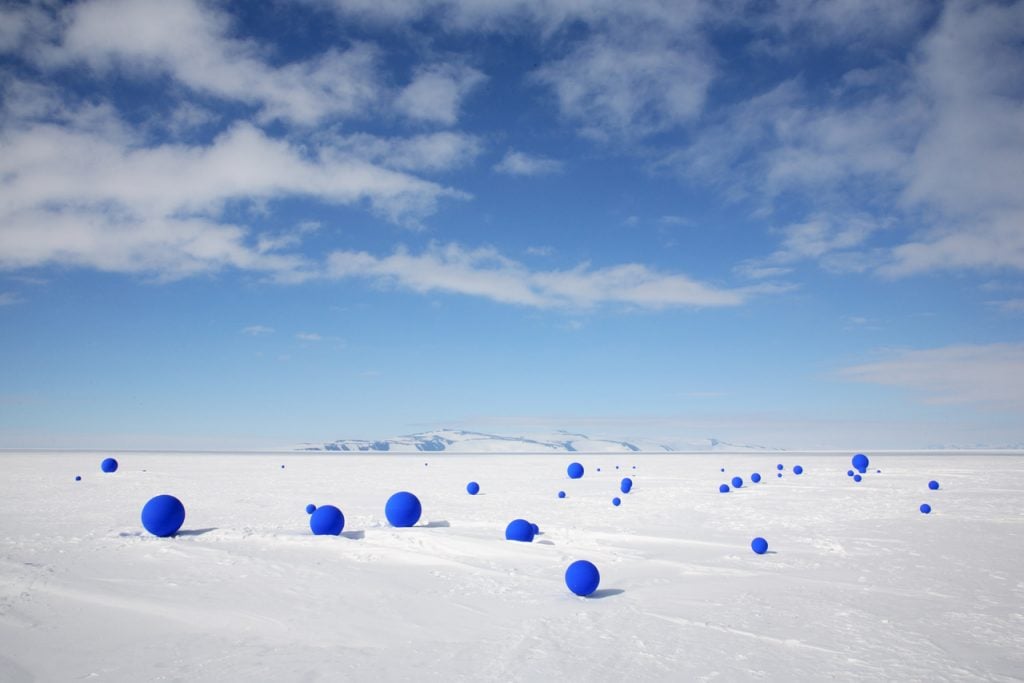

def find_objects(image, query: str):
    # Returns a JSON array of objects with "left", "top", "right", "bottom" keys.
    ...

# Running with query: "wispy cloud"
[
  {"left": 839, "top": 343, "right": 1024, "bottom": 408},
  {"left": 493, "top": 150, "right": 563, "bottom": 176},
  {"left": 326, "top": 242, "right": 750, "bottom": 309},
  {"left": 296, "top": 332, "right": 323, "bottom": 342},
  {"left": 242, "top": 325, "right": 274, "bottom": 336}
]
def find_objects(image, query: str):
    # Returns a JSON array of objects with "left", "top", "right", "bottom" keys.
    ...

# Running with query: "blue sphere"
[
  {"left": 847, "top": 470, "right": 854, "bottom": 477},
  {"left": 310, "top": 504, "right": 345, "bottom": 535},
  {"left": 141, "top": 494, "right": 185, "bottom": 537},
  {"left": 751, "top": 537, "right": 768, "bottom": 554},
  {"left": 467, "top": 481, "right": 480, "bottom": 495},
  {"left": 75, "top": 475, "right": 81, "bottom": 481},
  {"left": 928, "top": 480, "right": 939, "bottom": 490},
  {"left": 101, "top": 457, "right": 118, "bottom": 473},
  {"left": 385, "top": 491, "right": 421, "bottom": 527},
  {"left": 751, "top": 473, "right": 761, "bottom": 483},
  {"left": 920, "top": 503, "right": 932, "bottom": 514},
  {"left": 612, "top": 497, "right": 621, "bottom": 506},
  {"left": 852, "top": 453, "right": 869, "bottom": 473},
  {"left": 793, "top": 465, "right": 804, "bottom": 475},
  {"left": 305, "top": 503, "right": 316, "bottom": 514},
  {"left": 505, "top": 518, "right": 535, "bottom": 542},
  {"left": 558, "top": 490, "right": 566, "bottom": 499},
  {"left": 721, "top": 468, "right": 725, "bottom": 472},
  {"left": 777, "top": 464, "right": 784, "bottom": 470},
  {"left": 853, "top": 474, "right": 862, "bottom": 482},
  {"left": 731, "top": 476, "right": 743, "bottom": 489},
  {"left": 777, "top": 472, "right": 782, "bottom": 478},
  {"left": 567, "top": 462, "right": 584, "bottom": 479},
  {"left": 565, "top": 560, "right": 600, "bottom": 596},
  {"left": 596, "top": 467, "right": 601, "bottom": 472},
  {"left": 719, "top": 484, "right": 730, "bottom": 493},
  {"left": 620, "top": 478, "right": 633, "bottom": 494}
]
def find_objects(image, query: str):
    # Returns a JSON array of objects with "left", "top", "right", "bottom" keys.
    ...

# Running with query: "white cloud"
[
  {"left": 296, "top": 332, "right": 323, "bottom": 342},
  {"left": 326, "top": 132, "right": 482, "bottom": 172},
  {"left": 44, "top": 0, "right": 381, "bottom": 125},
  {"left": 0, "top": 291, "right": 22, "bottom": 306},
  {"left": 326, "top": 242, "right": 747, "bottom": 309},
  {"left": 242, "top": 325, "right": 275, "bottom": 336},
  {"left": 395, "top": 63, "right": 485, "bottom": 126},
  {"left": 840, "top": 343, "right": 1024, "bottom": 408},
  {"left": 493, "top": 150, "right": 563, "bottom": 176}
]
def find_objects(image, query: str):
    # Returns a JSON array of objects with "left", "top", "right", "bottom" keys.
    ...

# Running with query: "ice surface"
[{"left": 1, "top": 451, "right": 1022, "bottom": 681}]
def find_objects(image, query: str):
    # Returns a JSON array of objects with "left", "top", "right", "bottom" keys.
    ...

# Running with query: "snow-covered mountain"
[{"left": 295, "top": 429, "right": 782, "bottom": 453}]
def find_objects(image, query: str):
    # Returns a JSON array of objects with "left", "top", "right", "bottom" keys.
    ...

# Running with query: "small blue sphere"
[
  {"left": 852, "top": 453, "right": 869, "bottom": 473},
  {"left": 719, "top": 484, "right": 730, "bottom": 493},
  {"left": 505, "top": 518, "right": 535, "bottom": 542},
  {"left": 751, "top": 537, "right": 768, "bottom": 554},
  {"left": 847, "top": 470, "right": 854, "bottom": 477},
  {"left": 777, "top": 464, "right": 784, "bottom": 470},
  {"left": 558, "top": 490, "right": 566, "bottom": 499},
  {"left": 620, "top": 478, "right": 633, "bottom": 494},
  {"left": 612, "top": 497, "right": 621, "bottom": 506},
  {"left": 721, "top": 468, "right": 725, "bottom": 472},
  {"left": 597, "top": 467, "right": 601, "bottom": 472},
  {"left": 920, "top": 503, "right": 932, "bottom": 514},
  {"left": 751, "top": 473, "right": 761, "bottom": 483},
  {"left": 141, "top": 494, "right": 185, "bottom": 537},
  {"left": 567, "top": 462, "right": 584, "bottom": 479},
  {"left": 305, "top": 503, "right": 316, "bottom": 514},
  {"left": 75, "top": 475, "right": 81, "bottom": 481},
  {"left": 565, "top": 560, "right": 600, "bottom": 596},
  {"left": 928, "top": 480, "right": 939, "bottom": 490},
  {"left": 731, "top": 476, "right": 743, "bottom": 489},
  {"left": 281, "top": 464, "right": 285, "bottom": 469},
  {"left": 467, "top": 481, "right": 480, "bottom": 495},
  {"left": 101, "top": 457, "right": 118, "bottom": 473},
  {"left": 853, "top": 474, "right": 863, "bottom": 482},
  {"left": 310, "top": 504, "right": 345, "bottom": 535},
  {"left": 385, "top": 491, "right": 422, "bottom": 527},
  {"left": 793, "top": 465, "right": 804, "bottom": 475},
  {"left": 777, "top": 472, "right": 782, "bottom": 478}
]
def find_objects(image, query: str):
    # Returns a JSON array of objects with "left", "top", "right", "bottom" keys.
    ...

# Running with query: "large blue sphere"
[
  {"left": 558, "top": 490, "right": 566, "bottom": 499},
  {"left": 385, "top": 491, "right": 421, "bottom": 527},
  {"left": 505, "top": 518, "right": 535, "bottom": 542},
  {"left": 751, "top": 537, "right": 768, "bottom": 554},
  {"left": 565, "top": 560, "right": 601, "bottom": 596},
  {"left": 567, "top": 462, "right": 584, "bottom": 479},
  {"left": 793, "top": 465, "right": 804, "bottom": 475},
  {"left": 305, "top": 503, "right": 317, "bottom": 514},
  {"left": 920, "top": 503, "right": 932, "bottom": 514},
  {"left": 751, "top": 473, "right": 761, "bottom": 483},
  {"left": 101, "top": 457, "right": 118, "bottom": 473},
  {"left": 928, "top": 480, "right": 939, "bottom": 490},
  {"left": 852, "top": 453, "right": 869, "bottom": 473},
  {"left": 731, "top": 476, "right": 743, "bottom": 488},
  {"left": 141, "top": 494, "right": 185, "bottom": 537},
  {"left": 467, "top": 481, "right": 480, "bottom": 495},
  {"left": 310, "top": 504, "right": 345, "bottom": 535},
  {"left": 620, "top": 478, "right": 633, "bottom": 494},
  {"left": 719, "top": 484, "right": 730, "bottom": 493}
]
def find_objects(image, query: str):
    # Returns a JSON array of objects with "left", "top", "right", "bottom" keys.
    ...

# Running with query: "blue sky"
[{"left": 1, "top": 0, "right": 1022, "bottom": 450}]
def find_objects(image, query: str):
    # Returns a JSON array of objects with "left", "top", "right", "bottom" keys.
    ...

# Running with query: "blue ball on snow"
[
  {"left": 305, "top": 503, "right": 316, "bottom": 514},
  {"left": 467, "top": 481, "right": 480, "bottom": 495},
  {"left": 777, "top": 473, "right": 782, "bottom": 478},
  {"left": 777, "top": 464, "right": 784, "bottom": 471},
  {"left": 530, "top": 522, "right": 540, "bottom": 536},
  {"left": 565, "top": 560, "right": 600, "bottom": 597},
  {"left": 847, "top": 470, "right": 854, "bottom": 477},
  {"left": 612, "top": 497, "right": 621, "bottom": 506},
  {"left": 920, "top": 503, "right": 932, "bottom": 514},
  {"left": 101, "top": 457, "right": 118, "bottom": 473},
  {"left": 310, "top": 504, "right": 345, "bottom": 535},
  {"left": 853, "top": 474, "right": 862, "bottom": 482},
  {"left": 731, "top": 476, "right": 743, "bottom": 489},
  {"left": 385, "top": 491, "right": 422, "bottom": 527},
  {"left": 141, "top": 494, "right": 186, "bottom": 537},
  {"left": 620, "top": 478, "right": 633, "bottom": 494},
  {"left": 928, "top": 480, "right": 939, "bottom": 490},
  {"left": 558, "top": 490, "right": 566, "bottom": 499},
  {"left": 793, "top": 465, "right": 804, "bottom": 475},
  {"left": 567, "top": 462, "right": 584, "bottom": 479},
  {"left": 505, "top": 518, "right": 535, "bottom": 542},
  {"left": 75, "top": 475, "right": 81, "bottom": 481},
  {"left": 719, "top": 484, "right": 730, "bottom": 493},
  {"left": 751, "top": 537, "right": 768, "bottom": 554},
  {"left": 852, "top": 453, "right": 869, "bottom": 473},
  {"left": 751, "top": 473, "right": 761, "bottom": 483}
]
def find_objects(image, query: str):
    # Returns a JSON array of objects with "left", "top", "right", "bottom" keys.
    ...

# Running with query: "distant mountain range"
[{"left": 295, "top": 429, "right": 784, "bottom": 453}]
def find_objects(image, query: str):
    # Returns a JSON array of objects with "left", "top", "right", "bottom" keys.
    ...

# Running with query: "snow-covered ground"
[{"left": 1, "top": 451, "right": 1021, "bottom": 681}]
